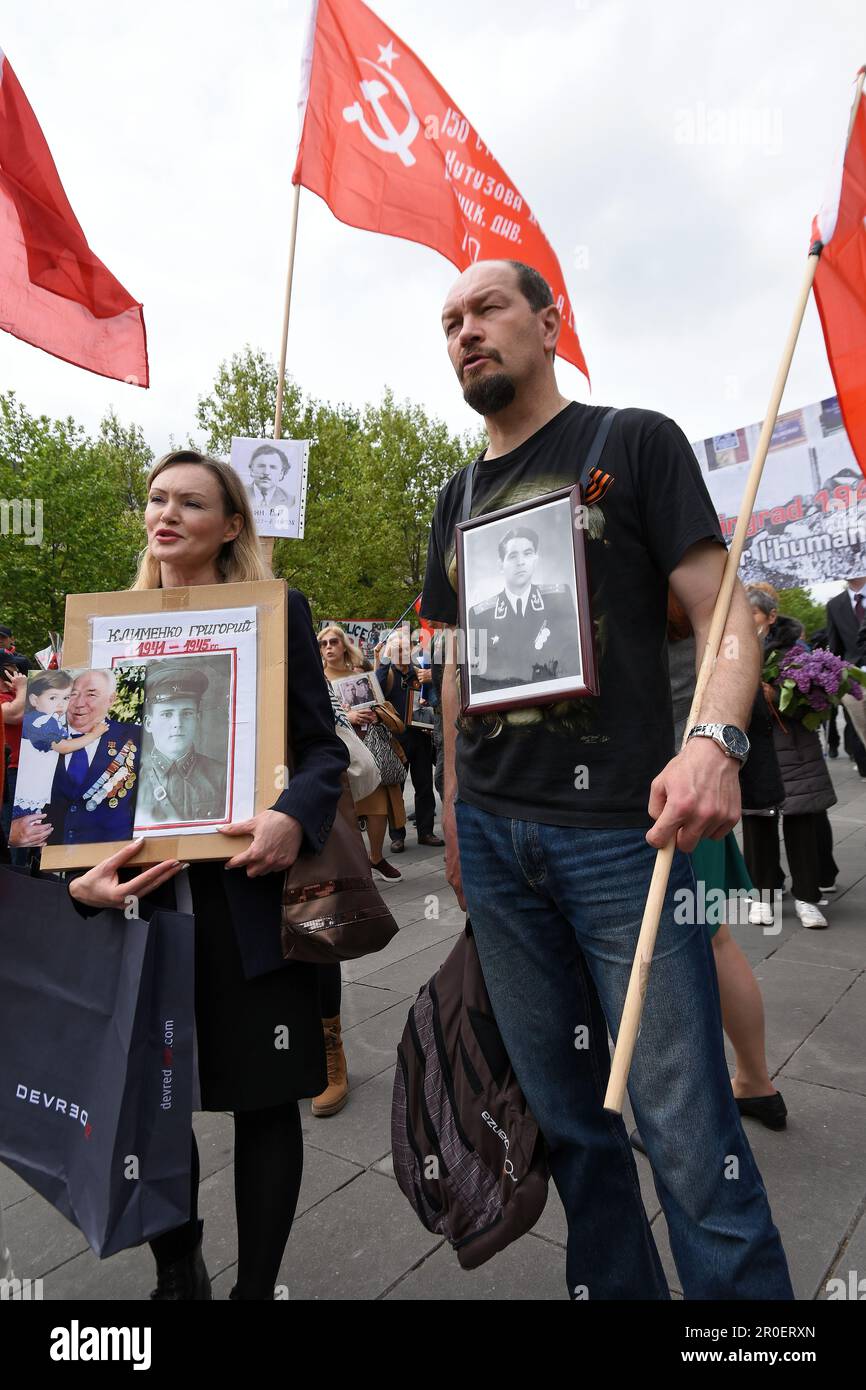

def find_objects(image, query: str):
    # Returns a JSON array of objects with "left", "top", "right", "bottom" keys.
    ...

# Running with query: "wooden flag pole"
[
  {"left": 261, "top": 180, "right": 302, "bottom": 571},
  {"left": 604, "top": 67, "right": 866, "bottom": 1114}
]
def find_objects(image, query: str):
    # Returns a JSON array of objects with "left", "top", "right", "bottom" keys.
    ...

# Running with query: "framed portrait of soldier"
[
  {"left": 455, "top": 485, "right": 598, "bottom": 716},
  {"left": 331, "top": 670, "right": 385, "bottom": 712},
  {"left": 40, "top": 580, "right": 287, "bottom": 870},
  {"left": 230, "top": 436, "right": 310, "bottom": 539},
  {"left": 407, "top": 687, "right": 435, "bottom": 731}
]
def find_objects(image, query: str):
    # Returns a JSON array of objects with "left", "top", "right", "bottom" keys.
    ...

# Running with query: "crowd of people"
[{"left": 1, "top": 257, "right": 865, "bottom": 1302}]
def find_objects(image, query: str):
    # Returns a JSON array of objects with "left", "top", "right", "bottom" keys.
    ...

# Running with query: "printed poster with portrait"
[
  {"left": 230, "top": 437, "right": 310, "bottom": 539},
  {"left": 40, "top": 581, "right": 287, "bottom": 870}
]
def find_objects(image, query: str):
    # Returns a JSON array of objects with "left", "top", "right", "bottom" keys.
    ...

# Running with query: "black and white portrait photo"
[
  {"left": 230, "top": 436, "right": 310, "bottom": 539},
  {"left": 457, "top": 488, "right": 597, "bottom": 714},
  {"left": 136, "top": 655, "right": 232, "bottom": 827},
  {"left": 331, "top": 670, "right": 384, "bottom": 712}
]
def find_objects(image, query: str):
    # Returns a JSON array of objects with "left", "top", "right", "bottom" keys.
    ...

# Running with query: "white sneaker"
[
  {"left": 748, "top": 901, "right": 775, "bottom": 926},
  {"left": 794, "top": 899, "right": 828, "bottom": 929}
]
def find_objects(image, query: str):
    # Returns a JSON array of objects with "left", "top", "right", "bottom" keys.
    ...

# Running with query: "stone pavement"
[{"left": 3, "top": 762, "right": 865, "bottom": 1301}]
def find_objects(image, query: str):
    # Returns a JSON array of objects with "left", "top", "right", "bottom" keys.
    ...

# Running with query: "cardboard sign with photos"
[{"left": 40, "top": 580, "right": 287, "bottom": 870}]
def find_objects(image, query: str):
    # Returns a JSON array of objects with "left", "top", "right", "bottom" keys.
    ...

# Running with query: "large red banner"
[{"left": 293, "top": 0, "right": 588, "bottom": 380}]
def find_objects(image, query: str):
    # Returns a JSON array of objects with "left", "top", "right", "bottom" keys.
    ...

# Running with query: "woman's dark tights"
[{"left": 150, "top": 1101, "right": 304, "bottom": 1300}]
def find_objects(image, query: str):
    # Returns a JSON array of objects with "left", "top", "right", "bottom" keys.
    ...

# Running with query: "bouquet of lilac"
[{"left": 763, "top": 644, "right": 866, "bottom": 731}]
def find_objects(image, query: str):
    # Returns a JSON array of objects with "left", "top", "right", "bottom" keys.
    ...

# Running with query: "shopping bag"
[{"left": 0, "top": 867, "right": 195, "bottom": 1258}]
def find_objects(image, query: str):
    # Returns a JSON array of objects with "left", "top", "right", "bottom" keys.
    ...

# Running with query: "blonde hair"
[
  {"left": 317, "top": 625, "right": 368, "bottom": 673},
  {"left": 132, "top": 449, "right": 272, "bottom": 589}
]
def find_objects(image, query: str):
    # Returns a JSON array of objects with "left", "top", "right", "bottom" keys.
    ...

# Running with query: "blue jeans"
[{"left": 455, "top": 800, "right": 793, "bottom": 1301}]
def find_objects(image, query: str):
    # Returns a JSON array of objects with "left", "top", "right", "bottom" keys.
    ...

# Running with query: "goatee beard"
[{"left": 462, "top": 370, "right": 516, "bottom": 416}]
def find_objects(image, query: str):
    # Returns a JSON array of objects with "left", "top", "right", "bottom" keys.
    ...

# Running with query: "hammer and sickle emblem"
[{"left": 342, "top": 60, "right": 420, "bottom": 168}]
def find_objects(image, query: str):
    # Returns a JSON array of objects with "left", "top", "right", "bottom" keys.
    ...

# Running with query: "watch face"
[{"left": 722, "top": 725, "right": 750, "bottom": 759}]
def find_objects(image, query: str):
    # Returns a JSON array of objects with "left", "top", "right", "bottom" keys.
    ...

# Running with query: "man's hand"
[
  {"left": 646, "top": 738, "right": 742, "bottom": 853},
  {"left": 223, "top": 809, "right": 304, "bottom": 877},
  {"left": 9, "top": 812, "right": 53, "bottom": 848},
  {"left": 442, "top": 799, "right": 466, "bottom": 910},
  {"left": 68, "top": 839, "right": 185, "bottom": 911}
]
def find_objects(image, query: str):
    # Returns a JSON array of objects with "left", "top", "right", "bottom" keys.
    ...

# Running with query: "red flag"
[
  {"left": 413, "top": 592, "right": 433, "bottom": 644},
  {"left": 813, "top": 77, "right": 866, "bottom": 476},
  {"left": 293, "top": 0, "right": 588, "bottom": 381},
  {"left": 0, "top": 48, "right": 148, "bottom": 385}
]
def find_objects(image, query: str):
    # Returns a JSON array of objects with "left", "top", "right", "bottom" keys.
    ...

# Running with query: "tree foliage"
[
  {"left": 777, "top": 587, "right": 830, "bottom": 643},
  {"left": 1, "top": 352, "right": 478, "bottom": 657},
  {"left": 0, "top": 394, "right": 151, "bottom": 655}
]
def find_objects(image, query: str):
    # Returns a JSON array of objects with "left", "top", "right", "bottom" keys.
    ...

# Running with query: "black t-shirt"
[{"left": 420, "top": 402, "right": 725, "bottom": 828}]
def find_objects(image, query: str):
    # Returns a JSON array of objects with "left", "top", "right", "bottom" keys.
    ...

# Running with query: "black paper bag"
[{"left": 0, "top": 868, "right": 194, "bottom": 1257}]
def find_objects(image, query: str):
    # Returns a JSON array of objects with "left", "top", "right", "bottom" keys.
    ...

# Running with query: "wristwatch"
[{"left": 685, "top": 723, "right": 750, "bottom": 764}]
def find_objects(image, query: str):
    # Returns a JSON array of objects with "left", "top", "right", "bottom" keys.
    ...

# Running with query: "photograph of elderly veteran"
[
  {"left": 10, "top": 668, "right": 142, "bottom": 849},
  {"left": 63, "top": 448, "right": 348, "bottom": 1301},
  {"left": 423, "top": 258, "right": 792, "bottom": 1300}
]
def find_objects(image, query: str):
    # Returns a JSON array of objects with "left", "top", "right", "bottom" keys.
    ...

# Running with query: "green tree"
[
  {"left": 0, "top": 394, "right": 144, "bottom": 655},
  {"left": 195, "top": 346, "right": 303, "bottom": 453},
  {"left": 777, "top": 587, "right": 828, "bottom": 641},
  {"left": 196, "top": 352, "right": 477, "bottom": 623}
]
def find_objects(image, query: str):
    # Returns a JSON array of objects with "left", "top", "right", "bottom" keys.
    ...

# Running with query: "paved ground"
[{"left": 3, "top": 761, "right": 865, "bottom": 1301}]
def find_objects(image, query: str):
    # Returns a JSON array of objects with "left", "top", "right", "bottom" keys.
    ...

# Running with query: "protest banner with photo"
[
  {"left": 318, "top": 619, "right": 392, "bottom": 661},
  {"left": 692, "top": 394, "right": 866, "bottom": 588},
  {"left": 230, "top": 437, "right": 310, "bottom": 539}
]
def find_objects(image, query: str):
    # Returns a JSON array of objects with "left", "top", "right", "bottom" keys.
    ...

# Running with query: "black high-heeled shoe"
[{"left": 736, "top": 1092, "right": 788, "bottom": 1130}]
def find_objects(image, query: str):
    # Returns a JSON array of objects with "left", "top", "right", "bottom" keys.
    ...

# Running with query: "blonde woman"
[
  {"left": 66, "top": 449, "right": 349, "bottom": 1299},
  {"left": 318, "top": 626, "right": 405, "bottom": 880}
]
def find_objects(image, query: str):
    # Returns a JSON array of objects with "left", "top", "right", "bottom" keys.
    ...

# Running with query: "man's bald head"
[{"left": 441, "top": 260, "right": 561, "bottom": 417}]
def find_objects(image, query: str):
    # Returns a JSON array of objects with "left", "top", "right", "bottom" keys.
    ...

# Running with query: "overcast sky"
[{"left": 1, "top": 0, "right": 862, "bottom": 477}]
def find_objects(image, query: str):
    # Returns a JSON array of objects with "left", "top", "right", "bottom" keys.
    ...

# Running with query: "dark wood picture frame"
[
  {"left": 455, "top": 484, "right": 598, "bottom": 716},
  {"left": 406, "top": 686, "right": 435, "bottom": 730}
]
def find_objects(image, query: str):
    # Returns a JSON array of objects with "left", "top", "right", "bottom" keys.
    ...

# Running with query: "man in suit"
[
  {"left": 28, "top": 669, "right": 141, "bottom": 846},
  {"left": 826, "top": 576, "right": 866, "bottom": 775},
  {"left": 246, "top": 444, "right": 296, "bottom": 516},
  {"left": 137, "top": 664, "right": 227, "bottom": 823},
  {"left": 468, "top": 525, "right": 580, "bottom": 692}
]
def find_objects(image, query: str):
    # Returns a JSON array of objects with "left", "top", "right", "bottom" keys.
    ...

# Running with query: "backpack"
[{"left": 391, "top": 922, "right": 549, "bottom": 1269}]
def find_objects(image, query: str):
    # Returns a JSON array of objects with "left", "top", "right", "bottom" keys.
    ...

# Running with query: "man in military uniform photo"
[
  {"left": 137, "top": 663, "right": 228, "bottom": 824},
  {"left": 468, "top": 524, "right": 580, "bottom": 692}
]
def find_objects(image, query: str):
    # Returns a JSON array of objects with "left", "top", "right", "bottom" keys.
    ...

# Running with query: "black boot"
[{"left": 150, "top": 1240, "right": 212, "bottom": 1301}]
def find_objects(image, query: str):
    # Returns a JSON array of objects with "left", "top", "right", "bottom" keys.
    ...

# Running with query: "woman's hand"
[
  {"left": 68, "top": 839, "right": 185, "bottom": 912},
  {"left": 347, "top": 708, "right": 376, "bottom": 729},
  {"left": 223, "top": 810, "right": 304, "bottom": 877}
]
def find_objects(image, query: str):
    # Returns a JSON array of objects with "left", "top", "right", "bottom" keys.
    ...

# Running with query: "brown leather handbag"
[
  {"left": 373, "top": 700, "right": 405, "bottom": 735},
  {"left": 281, "top": 773, "right": 399, "bottom": 965}
]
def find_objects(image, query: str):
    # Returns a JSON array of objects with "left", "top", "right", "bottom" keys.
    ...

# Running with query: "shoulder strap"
[
  {"left": 460, "top": 459, "right": 477, "bottom": 524},
  {"left": 577, "top": 407, "right": 619, "bottom": 491},
  {"left": 460, "top": 406, "right": 619, "bottom": 524}
]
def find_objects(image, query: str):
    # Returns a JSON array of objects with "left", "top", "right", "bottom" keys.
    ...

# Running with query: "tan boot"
[{"left": 311, "top": 1015, "right": 349, "bottom": 1117}]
